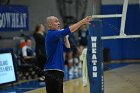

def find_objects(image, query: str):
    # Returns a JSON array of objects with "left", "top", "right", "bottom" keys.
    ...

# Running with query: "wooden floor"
[
  {"left": 104, "top": 64, "right": 140, "bottom": 93},
  {"left": 26, "top": 78, "right": 89, "bottom": 93},
  {"left": 26, "top": 64, "right": 140, "bottom": 93}
]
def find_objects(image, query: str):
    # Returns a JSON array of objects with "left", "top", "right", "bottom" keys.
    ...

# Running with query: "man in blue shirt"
[{"left": 44, "top": 16, "right": 92, "bottom": 93}]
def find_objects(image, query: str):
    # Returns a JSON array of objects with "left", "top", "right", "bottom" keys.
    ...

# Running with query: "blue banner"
[
  {"left": 87, "top": 20, "right": 104, "bottom": 93},
  {"left": 0, "top": 5, "right": 29, "bottom": 31}
]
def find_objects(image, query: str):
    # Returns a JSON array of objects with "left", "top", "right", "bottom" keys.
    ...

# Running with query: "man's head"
[
  {"left": 46, "top": 16, "right": 60, "bottom": 30},
  {"left": 25, "top": 38, "right": 31, "bottom": 47}
]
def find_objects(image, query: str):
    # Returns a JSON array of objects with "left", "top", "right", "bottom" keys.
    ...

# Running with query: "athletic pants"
[{"left": 45, "top": 70, "right": 64, "bottom": 93}]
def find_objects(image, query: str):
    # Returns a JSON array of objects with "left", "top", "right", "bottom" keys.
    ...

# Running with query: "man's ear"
[{"left": 48, "top": 23, "right": 52, "bottom": 27}]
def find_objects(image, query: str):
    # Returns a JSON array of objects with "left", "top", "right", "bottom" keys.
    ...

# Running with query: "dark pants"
[
  {"left": 45, "top": 70, "right": 64, "bottom": 93},
  {"left": 36, "top": 56, "right": 46, "bottom": 77}
]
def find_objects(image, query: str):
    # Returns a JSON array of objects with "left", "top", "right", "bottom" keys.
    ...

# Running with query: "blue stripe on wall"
[
  {"left": 103, "top": 39, "right": 140, "bottom": 60},
  {"left": 125, "top": 5, "right": 140, "bottom": 35},
  {"left": 101, "top": 4, "right": 140, "bottom": 60}
]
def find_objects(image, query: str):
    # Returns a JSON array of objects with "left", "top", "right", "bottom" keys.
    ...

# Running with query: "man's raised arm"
[{"left": 69, "top": 16, "right": 92, "bottom": 32}]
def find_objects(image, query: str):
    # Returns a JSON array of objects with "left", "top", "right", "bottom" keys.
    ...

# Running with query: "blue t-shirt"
[{"left": 44, "top": 27, "right": 71, "bottom": 72}]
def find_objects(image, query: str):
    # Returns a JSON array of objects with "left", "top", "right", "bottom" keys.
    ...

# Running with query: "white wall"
[
  {"left": 86, "top": 0, "right": 101, "bottom": 15},
  {"left": 0, "top": 0, "right": 101, "bottom": 38},
  {"left": 9, "top": 0, "right": 101, "bottom": 30},
  {"left": 0, "top": 0, "right": 63, "bottom": 38},
  {"left": 10, "top": 0, "right": 62, "bottom": 31}
]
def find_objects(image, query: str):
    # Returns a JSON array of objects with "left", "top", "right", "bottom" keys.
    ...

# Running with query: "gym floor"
[{"left": 0, "top": 62, "right": 140, "bottom": 93}]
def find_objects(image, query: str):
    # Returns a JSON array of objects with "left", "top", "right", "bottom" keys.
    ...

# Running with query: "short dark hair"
[{"left": 25, "top": 37, "right": 31, "bottom": 42}]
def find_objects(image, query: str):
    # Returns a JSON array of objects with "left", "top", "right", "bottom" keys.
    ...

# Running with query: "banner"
[
  {"left": 87, "top": 20, "right": 104, "bottom": 93},
  {"left": 0, "top": 5, "right": 29, "bottom": 31}
]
